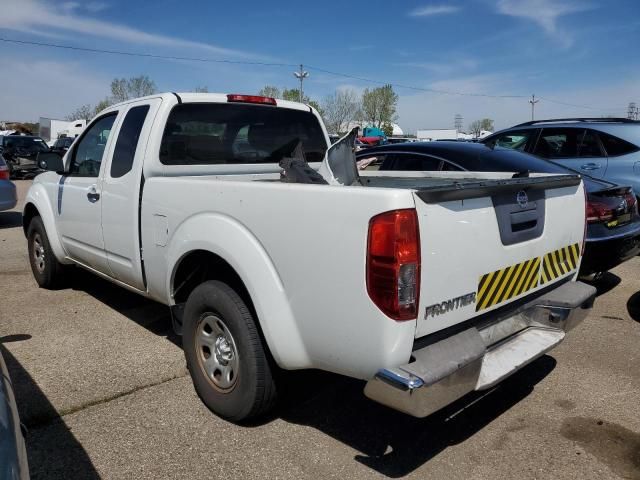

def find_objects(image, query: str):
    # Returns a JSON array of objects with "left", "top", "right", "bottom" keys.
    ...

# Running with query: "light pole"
[
  {"left": 293, "top": 64, "right": 309, "bottom": 103},
  {"left": 529, "top": 94, "right": 539, "bottom": 121}
]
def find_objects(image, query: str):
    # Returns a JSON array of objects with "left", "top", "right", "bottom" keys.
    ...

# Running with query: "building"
[{"left": 39, "top": 117, "right": 87, "bottom": 144}]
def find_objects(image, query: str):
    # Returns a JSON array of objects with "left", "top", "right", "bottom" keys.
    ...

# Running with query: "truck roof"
[{"left": 105, "top": 92, "right": 314, "bottom": 113}]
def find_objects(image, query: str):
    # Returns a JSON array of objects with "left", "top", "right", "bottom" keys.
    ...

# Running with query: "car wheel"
[
  {"left": 27, "top": 216, "right": 67, "bottom": 289},
  {"left": 183, "top": 280, "right": 277, "bottom": 422}
]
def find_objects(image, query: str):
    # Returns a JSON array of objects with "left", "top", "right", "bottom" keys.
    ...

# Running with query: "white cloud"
[
  {"left": 0, "top": 0, "right": 267, "bottom": 60},
  {"left": 496, "top": 0, "right": 596, "bottom": 47},
  {"left": 0, "top": 58, "right": 109, "bottom": 121},
  {"left": 409, "top": 5, "right": 461, "bottom": 17}
]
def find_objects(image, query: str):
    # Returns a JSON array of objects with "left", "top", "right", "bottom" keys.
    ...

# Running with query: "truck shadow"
[
  {"left": 626, "top": 291, "right": 640, "bottom": 322},
  {"left": 1, "top": 340, "right": 100, "bottom": 480},
  {"left": 68, "top": 268, "right": 181, "bottom": 347},
  {"left": 275, "top": 355, "right": 557, "bottom": 478},
  {"left": 583, "top": 272, "right": 621, "bottom": 297}
]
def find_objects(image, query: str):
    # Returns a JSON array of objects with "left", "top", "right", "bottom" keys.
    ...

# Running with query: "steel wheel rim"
[
  {"left": 32, "top": 233, "right": 46, "bottom": 273},
  {"left": 195, "top": 313, "right": 239, "bottom": 391}
]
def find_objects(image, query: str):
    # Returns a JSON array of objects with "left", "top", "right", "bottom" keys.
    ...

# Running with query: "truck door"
[
  {"left": 57, "top": 112, "right": 118, "bottom": 273},
  {"left": 100, "top": 99, "right": 161, "bottom": 290}
]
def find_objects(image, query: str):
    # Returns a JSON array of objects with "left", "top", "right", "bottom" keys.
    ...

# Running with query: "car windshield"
[{"left": 3, "top": 136, "right": 49, "bottom": 152}]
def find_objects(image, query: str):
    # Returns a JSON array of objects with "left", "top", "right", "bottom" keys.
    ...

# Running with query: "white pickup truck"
[{"left": 24, "top": 92, "right": 596, "bottom": 421}]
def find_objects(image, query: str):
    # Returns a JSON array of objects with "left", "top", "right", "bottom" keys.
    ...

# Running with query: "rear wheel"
[
  {"left": 27, "top": 216, "right": 67, "bottom": 289},
  {"left": 183, "top": 280, "right": 277, "bottom": 422}
]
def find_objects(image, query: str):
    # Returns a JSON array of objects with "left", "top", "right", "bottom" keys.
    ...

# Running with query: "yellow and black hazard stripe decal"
[
  {"left": 476, "top": 257, "right": 541, "bottom": 311},
  {"left": 476, "top": 242, "right": 580, "bottom": 312},
  {"left": 540, "top": 243, "right": 580, "bottom": 285}
]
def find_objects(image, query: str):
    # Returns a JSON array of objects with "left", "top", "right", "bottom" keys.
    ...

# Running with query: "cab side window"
[
  {"left": 70, "top": 113, "right": 117, "bottom": 176},
  {"left": 110, "top": 105, "right": 150, "bottom": 178}
]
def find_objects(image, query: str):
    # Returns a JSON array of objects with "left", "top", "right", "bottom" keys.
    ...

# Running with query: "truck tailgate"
[{"left": 414, "top": 174, "right": 585, "bottom": 338}]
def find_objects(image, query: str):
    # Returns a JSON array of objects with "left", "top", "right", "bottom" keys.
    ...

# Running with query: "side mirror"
[{"left": 37, "top": 152, "right": 65, "bottom": 173}]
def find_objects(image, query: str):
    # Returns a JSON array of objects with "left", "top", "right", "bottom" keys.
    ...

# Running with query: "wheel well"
[
  {"left": 172, "top": 250, "right": 253, "bottom": 310},
  {"left": 22, "top": 203, "right": 39, "bottom": 236}
]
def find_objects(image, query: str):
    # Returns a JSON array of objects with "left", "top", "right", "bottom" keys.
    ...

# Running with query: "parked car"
[
  {"left": 0, "top": 135, "right": 50, "bottom": 179},
  {"left": 482, "top": 118, "right": 640, "bottom": 199},
  {"left": 0, "top": 348, "right": 30, "bottom": 479},
  {"left": 0, "top": 155, "right": 17, "bottom": 212},
  {"left": 25, "top": 92, "right": 594, "bottom": 422},
  {"left": 356, "top": 141, "right": 640, "bottom": 276},
  {"left": 50, "top": 137, "right": 74, "bottom": 155}
]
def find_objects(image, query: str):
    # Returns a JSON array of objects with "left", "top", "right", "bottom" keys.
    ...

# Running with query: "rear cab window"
[{"left": 160, "top": 103, "right": 328, "bottom": 165}]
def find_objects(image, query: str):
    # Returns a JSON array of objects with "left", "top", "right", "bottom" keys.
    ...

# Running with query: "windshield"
[
  {"left": 3, "top": 136, "right": 49, "bottom": 152},
  {"left": 160, "top": 103, "right": 328, "bottom": 165}
]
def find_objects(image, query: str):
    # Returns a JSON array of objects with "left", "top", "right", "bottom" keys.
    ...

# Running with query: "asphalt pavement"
[{"left": 1, "top": 180, "right": 639, "bottom": 479}]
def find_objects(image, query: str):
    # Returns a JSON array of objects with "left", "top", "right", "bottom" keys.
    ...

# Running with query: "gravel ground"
[{"left": 1, "top": 179, "right": 639, "bottom": 479}]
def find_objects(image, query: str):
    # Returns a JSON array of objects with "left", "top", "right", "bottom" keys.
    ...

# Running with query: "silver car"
[
  {"left": 483, "top": 118, "right": 640, "bottom": 198},
  {"left": 0, "top": 155, "right": 17, "bottom": 212}
]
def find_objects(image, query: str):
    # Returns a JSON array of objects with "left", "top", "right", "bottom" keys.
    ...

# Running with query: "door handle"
[
  {"left": 87, "top": 185, "right": 100, "bottom": 203},
  {"left": 581, "top": 163, "right": 601, "bottom": 170}
]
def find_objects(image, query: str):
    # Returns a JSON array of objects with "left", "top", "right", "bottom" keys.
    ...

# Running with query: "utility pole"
[
  {"left": 529, "top": 94, "right": 539, "bottom": 121},
  {"left": 293, "top": 64, "right": 309, "bottom": 103}
]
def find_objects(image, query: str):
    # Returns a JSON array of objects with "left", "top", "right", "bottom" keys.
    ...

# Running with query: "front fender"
[
  {"left": 165, "top": 213, "right": 310, "bottom": 369},
  {"left": 23, "top": 177, "right": 69, "bottom": 264}
]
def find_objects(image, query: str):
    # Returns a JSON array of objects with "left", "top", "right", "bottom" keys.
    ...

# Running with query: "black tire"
[
  {"left": 27, "top": 216, "right": 67, "bottom": 289},
  {"left": 183, "top": 280, "right": 277, "bottom": 422}
]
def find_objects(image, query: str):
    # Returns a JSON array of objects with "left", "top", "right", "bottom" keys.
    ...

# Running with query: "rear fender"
[{"left": 165, "top": 213, "right": 309, "bottom": 369}]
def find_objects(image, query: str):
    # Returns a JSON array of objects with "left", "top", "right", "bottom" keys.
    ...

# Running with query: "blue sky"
[{"left": 1, "top": 0, "right": 639, "bottom": 132}]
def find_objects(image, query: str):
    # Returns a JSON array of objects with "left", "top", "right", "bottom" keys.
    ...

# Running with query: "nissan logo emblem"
[{"left": 516, "top": 190, "right": 529, "bottom": 208}]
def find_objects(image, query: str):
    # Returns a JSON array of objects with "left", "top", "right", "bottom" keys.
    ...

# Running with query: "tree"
[
  {"left": 194, "top": 86, "right": 209, "bottom": 93},
  {"left": 480, "top": 118, "right": 494, "bottom": 132},
  {"left": 361, "top": 84, "right": 398, "bottom": 128},
  {"left": 110, "top": 75, "right": 157, "bottom": 102},
  {"left": 67, "top": 75, "right": 158, "bottom": 121},
  {"left": 258, "top": 85, "right": 281, "bottom": 98},
  {"left": 469, "top": 120, "right": 483, "bottom": 138},
  {"left": 321, "top": 89, "right": 360, "bottom": 134},
  {"left": 469, "top": 118, "right": 494, "bottom": 138},
  {"left": 381, "top": 122, "right": 394, "bottom": 137},
  {"left": 65, "top": 104, "right": 95, "bottom": 121}
]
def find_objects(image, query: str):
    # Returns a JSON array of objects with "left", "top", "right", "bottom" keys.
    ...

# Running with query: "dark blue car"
[{"left": 356, "top": 141, "right": 640, "bottom": 276}]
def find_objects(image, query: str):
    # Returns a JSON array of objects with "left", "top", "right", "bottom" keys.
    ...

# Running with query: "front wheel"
[
  {"left": 27, "top": 216, "right": 67, "bottom": 289},
  {"left": 182, "top": 280, "right": 277, "bottom": 422}
]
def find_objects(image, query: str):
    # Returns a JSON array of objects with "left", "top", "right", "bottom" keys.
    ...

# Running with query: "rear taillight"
[
  {"left": 0, "top": 165, "right": 9, "bottom": 180},
  {"left": 227, "top": 94, "right": 277, "bottom": 106},
  {"left": 367, "top": 209, "right": 420, "bottom": 321},
  {"left": 625, "top": 192, "right": 637, "bottom": 213},
  {"left": 586, "top": 200, "right": 614, "bottom": 223}
]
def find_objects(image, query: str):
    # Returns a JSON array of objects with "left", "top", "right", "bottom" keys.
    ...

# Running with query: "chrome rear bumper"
[{"left": 364, "top": 281, "right": 596, "bottom": 418}]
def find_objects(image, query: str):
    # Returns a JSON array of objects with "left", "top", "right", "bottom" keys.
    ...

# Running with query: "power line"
[
  {"left": 0, "top": 36, "right": 528, "bottom": 99},
  {"left": 0, "top": 37, "right": 297, "bottom": 68},
  {"left": 0, "top": 36, "right": 634, "bottom": 112},
  {"left": 304, "top": 64, "right": 528, "bottom": 99}
]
